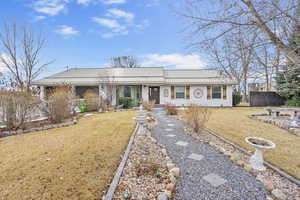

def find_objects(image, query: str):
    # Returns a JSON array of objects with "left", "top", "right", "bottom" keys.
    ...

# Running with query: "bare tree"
[
  {"left": 98, "top": 69, "right": 116, "bottom": 106},
  {"left": 180, "top": 0, "right": 300, "bottom": 69},
  {"left": 253, "top": 42, "right": 281, "bottom": 91},
  {"left": 206, "top": 29, "right": 258, "bottom": 101},
  {"left": 0, "top": 20, "right": 53, "bottom": 91},
  {"left": 110, "top": 56, "right": 140, "bottom": 68}
]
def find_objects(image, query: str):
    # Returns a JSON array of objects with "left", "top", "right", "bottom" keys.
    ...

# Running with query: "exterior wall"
[
  {"left": 160, "top": 85, "right": 233, "bottom": 107},
  {"left": 142, "top": 85, "right": 149, "bottom": 102}
]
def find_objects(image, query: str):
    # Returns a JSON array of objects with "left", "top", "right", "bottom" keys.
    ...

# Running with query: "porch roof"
[{"left": 33, "top": 67, "right": 237, "bottom": 86}]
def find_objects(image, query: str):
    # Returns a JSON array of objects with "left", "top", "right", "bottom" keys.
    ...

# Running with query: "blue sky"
[{"left": 0, "top": 0, "right": 208, "bottom": 77}]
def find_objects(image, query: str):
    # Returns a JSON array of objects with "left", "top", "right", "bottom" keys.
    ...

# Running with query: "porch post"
[{"left": 40, "top": 85, "right": 45, "bottom": 101}]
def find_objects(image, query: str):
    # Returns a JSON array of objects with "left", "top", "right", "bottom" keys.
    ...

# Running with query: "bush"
[
  {"left": 287, "top": 98, "right": 300, "bottom": 107},
  {"left": 233, "top": 93, "right": 242, "bottom": 106},
  {"left": 133, "top": 158, "right": 161, "bottom": 177},
  {"left": 184, "top": 105, "right": 211, "bottom": 133},
  {"left": 118, "top": 97, "right": 133, "bottom": 109},
  {"left": 142, "top": 100, "right": 156, "bottom": 111},
  {"left": 46, "top": 86, "right": 73, "bottom": 123},
  {"left": 0, "top": 91, "right": 40, "bottom": 130},
  {"left": 165, "top": 104, "right": 178, "bottom": 115},
  {"left": 83, "top": 90, "right": 99, "bottom": 111}
]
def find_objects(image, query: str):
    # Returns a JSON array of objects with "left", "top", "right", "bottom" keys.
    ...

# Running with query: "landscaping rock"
[
  {"left": 166, "top": 183, "right": 175, "bottom": 192},
  {"left": 164, "top": 190, "right": 172, "bottom": 198},
  {"left": 167, "top": 163, "right": 175, "bottom": 171},
  {"left": 162, "top": 148, "right": 167, "bottom": 155},
  {"left": 170, "top": 167, "right": 180, "bottom": 178},
  {"left": 169, "top": 174, "right": 177, "bottom": 184},
  {"left": 271, "top": 189, "right": 287, "bottom": 200},
  {"left": 263, "top": 179, "right": 275, "bottom": 191},
  {"left": 157, "top": 193, "right": 169, "bottom": 200}
]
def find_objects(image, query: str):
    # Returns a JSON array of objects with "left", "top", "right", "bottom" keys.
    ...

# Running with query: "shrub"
[
  {"left": 118, "top": 97, "right": 133, "bottom": 109},
  {"left": 233, "top": 93, "right": 242, "bottom": 106},
  {"left": 165, "top": 104, "right": 178, "bottom": 115},
  {"left": 83, "top": 90, "right": 99, "bottom": 111},
  {"left": 287, "top": 98, "right": 300, "bottom": 107},
  {"left": 46, "top": 86, "right": 73, "bottom": 123},
  {"left": 0, "top": 91, "right": 40, "bottom": 130},
  {"left": 184, "top": 105, "right": 211, "bottom": 133},
  {"left": 133, "top": 158, "right": 161, "bottom": 177},
  {"left": 142, "top": 100, "right": 156, "bottom": 111}
]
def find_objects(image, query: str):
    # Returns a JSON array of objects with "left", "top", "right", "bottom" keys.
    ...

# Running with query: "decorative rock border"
[
  {"left": 102, "top": 123, "right": 139, "bottom": 200},
  {"left": 0, "top": 119, "right": 78, "bottom": 138},
  {"left": 108, "top": 114, "right": 179, "bottom": 200},
  {"left": 249, "top": 114, "right": 300, "bottom": 136}
]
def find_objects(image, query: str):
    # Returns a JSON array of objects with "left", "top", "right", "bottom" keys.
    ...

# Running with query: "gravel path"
[{"left": 151, "top": 108, "right": 268, "bottom": 200}]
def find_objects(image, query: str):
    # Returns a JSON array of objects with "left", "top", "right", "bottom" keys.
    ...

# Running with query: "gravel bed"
[
  {"left": 178, "top": 115, "right": 300, "bottom": 200},
  {"left": 113, "top": 122, "right": 174, "bottom": 200},
  {"left": 151, "top": 108, "right": 268, "bottom": 200}
]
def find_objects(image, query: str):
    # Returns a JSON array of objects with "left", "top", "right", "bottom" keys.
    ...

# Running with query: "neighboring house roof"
[{"left": 32, "top": 67, "right": 237, "bottom": 86}]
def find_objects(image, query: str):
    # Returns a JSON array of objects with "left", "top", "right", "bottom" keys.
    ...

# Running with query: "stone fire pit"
[{"left": 245, "top": 137, "right": 276, "bottom": 171}]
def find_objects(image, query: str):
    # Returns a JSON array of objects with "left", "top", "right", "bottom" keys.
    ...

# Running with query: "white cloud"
[
  {"left": 141, "top": 53, "right": 207, "bottom": 69},
  {"left": 55, "top": 25, "right": 79, "bottom": 35},
  {"left": 93, "top": 18, "right": 120, "bottom": 29},
  {"left": 33, "top": 0, "right": 68, "bottom": 16},
  {"left": 33, "top": 15, "right": 46, "bottom": 21},
  {"left": 107, "top": 8, "right": 134, "bottom": 22},
  {"left": 135, "top": 19, "right": 150, "bottom": 30},
  {"left": 102, "top": 0, "right": 126, "bottom": 4},
  {"left": 92, "top": 17, "right": 128, "bottom": 38}
]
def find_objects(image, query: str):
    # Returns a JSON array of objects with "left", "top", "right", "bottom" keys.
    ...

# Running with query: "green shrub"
[
  {"left": 118, "top": 97, "right": 133, "bottom": 109},
  {"left": 79, "top": 102, "right": 87, "bottom": 113},
  {"left": 287, "top": 98, "right": 300, "bottom": 107},
  {"left": 233, "top": 94, "right": 242, "bottom": 106}
]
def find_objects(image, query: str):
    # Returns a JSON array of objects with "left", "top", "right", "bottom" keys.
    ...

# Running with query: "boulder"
[
  {"left": 161, "top": 149, "right": 167, "bottom": 155},
  {"left": 170, "top": 167, "right": 180, "bottom": 178},
  {"left": 157, "top": 193, "right": 168, "bottom": 200},
  {"left": 164, "top": 190, "right": 172, "bottom": 198},
  {"left": 169, "top": 174, "right": 177, "bottom": 184},
  {"left": 263, "top": 179, "right": 274, "bottom": 191},
  {"left": 271, "top": 189, "right": 286, "bottom": 200},
  {"left": 166, "top": 163, "right": 175, "bottom": 171},
  {"left": 166, "top": 183, "right": 175, "bottom": 192}
]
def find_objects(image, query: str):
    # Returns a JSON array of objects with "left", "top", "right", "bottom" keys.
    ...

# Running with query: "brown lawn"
[
  {"left": 204, "top": 108, "right": 300, "bottom": 180},
  {"left": 0, "top": 110, "right": 136, "bottom": 200}
]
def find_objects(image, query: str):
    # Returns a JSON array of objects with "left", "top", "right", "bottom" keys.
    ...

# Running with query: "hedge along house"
[{"left": 33, "top": 67, "right": 237, "bottom": 107}]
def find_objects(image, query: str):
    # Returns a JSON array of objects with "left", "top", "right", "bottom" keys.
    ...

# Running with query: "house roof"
[{"left": 32, "top": 67, "right": 237, "bottom": 86}]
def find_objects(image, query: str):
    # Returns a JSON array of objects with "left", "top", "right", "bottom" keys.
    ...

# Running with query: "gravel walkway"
[{"left": 151, "top": 108, "right": 268, "bottom": 200}]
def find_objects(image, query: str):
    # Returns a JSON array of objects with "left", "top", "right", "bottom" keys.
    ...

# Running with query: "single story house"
[{"left": 33, "top": 67, "right": 237, "bottom": 107}]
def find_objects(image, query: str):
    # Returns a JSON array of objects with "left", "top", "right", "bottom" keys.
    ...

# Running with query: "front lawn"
[
  {"left": 205, "top": 108, "right": 300, "bottom": 180},
  {"left": 0, "top": 110, "right": 136, "bottom": 200}
]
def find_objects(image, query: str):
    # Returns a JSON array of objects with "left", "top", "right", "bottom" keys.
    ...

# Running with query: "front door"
[{"left": 149, "top": 87, "right": 160, "bottom": 104}]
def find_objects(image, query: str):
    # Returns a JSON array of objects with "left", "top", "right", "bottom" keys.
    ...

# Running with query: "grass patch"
[
  {"left": 204, "top": 108, "right": 300, "bottom": 179},
  {"left": 0, "top": 110, "right": 136, "bottom": 200}
]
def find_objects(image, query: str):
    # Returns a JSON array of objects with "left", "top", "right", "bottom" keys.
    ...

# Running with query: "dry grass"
[
  {"left": 203, "top": 108, "right": 300, "bottom": 179},
  {"left": 0, "top": 110, "right": 136, "bottom": 200}
]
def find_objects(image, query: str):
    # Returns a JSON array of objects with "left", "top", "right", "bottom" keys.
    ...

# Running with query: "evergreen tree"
[{"left": 277, "top": 25, "right": 300, "bottom": 106}]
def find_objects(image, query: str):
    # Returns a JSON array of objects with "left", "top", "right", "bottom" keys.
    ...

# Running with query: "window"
[
  {"left": 124, "top": 86, "right": 131, "bottom": 97},
  {"left": 176, "top": 87, "right": 185, "bottom": 99},
  {"left": 212, "top": 86, "right": 221, "bottom": 99}
]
